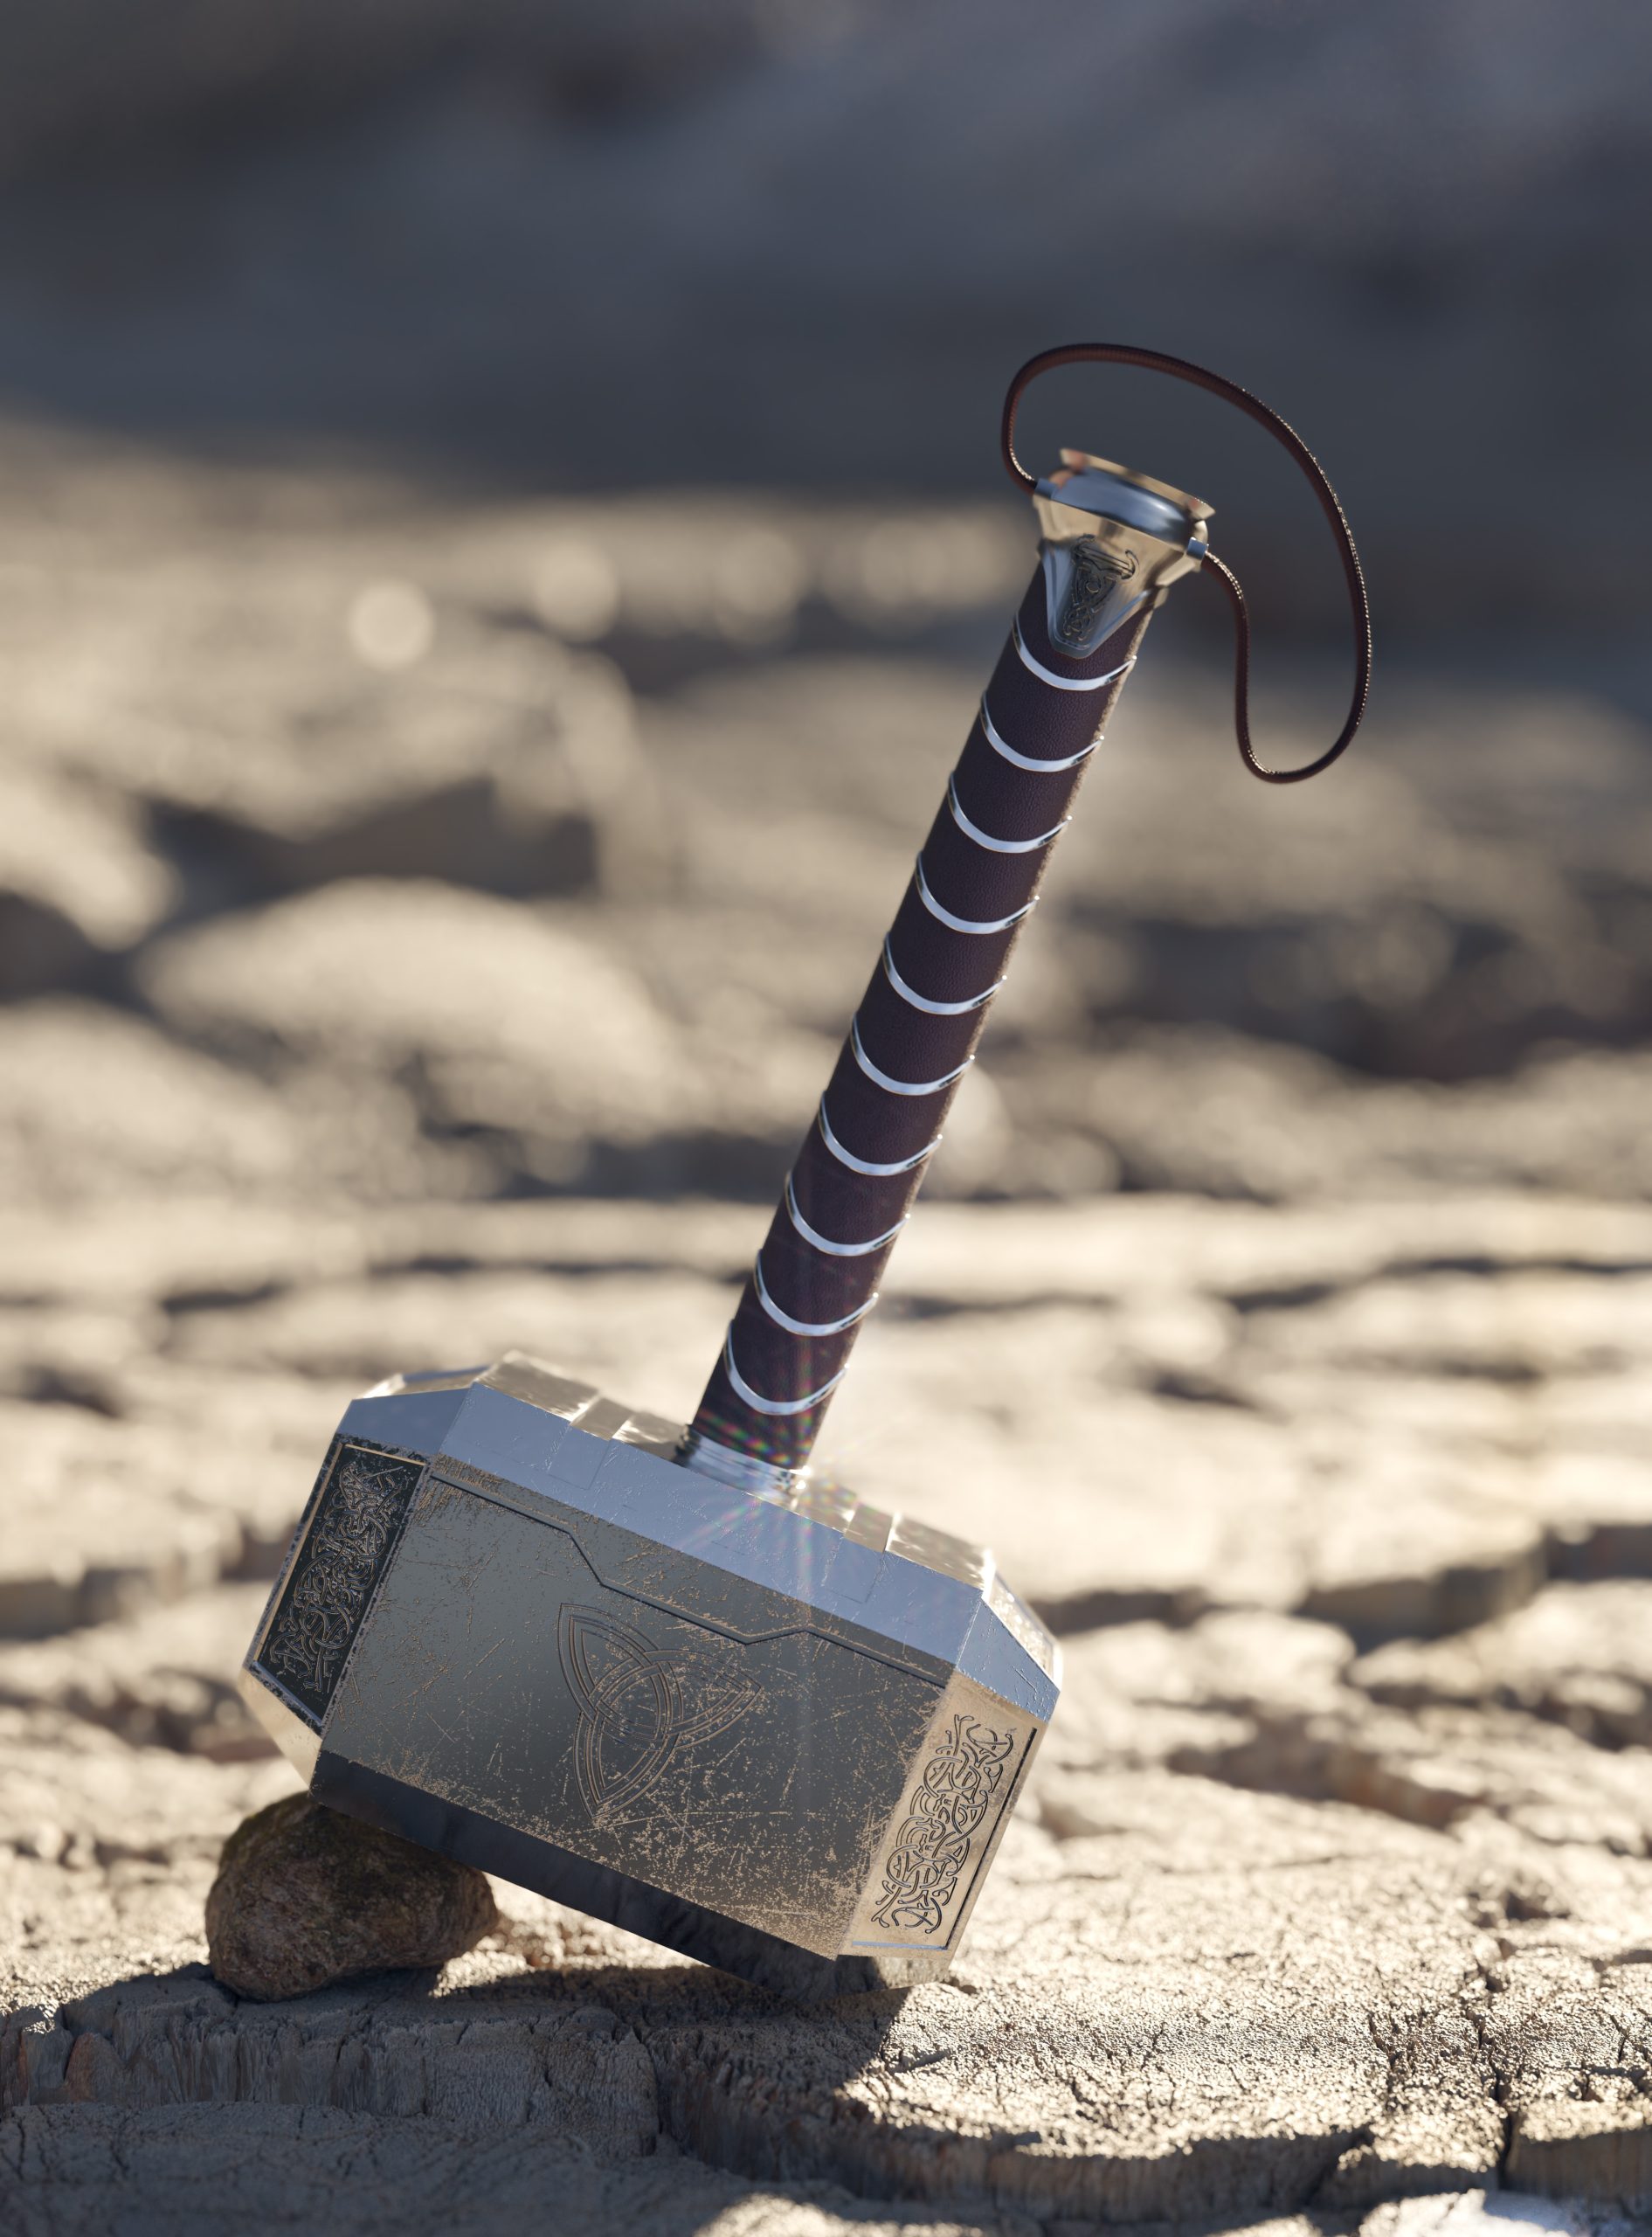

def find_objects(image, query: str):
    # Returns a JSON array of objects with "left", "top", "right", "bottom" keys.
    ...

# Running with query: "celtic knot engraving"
[
  {"left": 557, "top": 1604, "right": 756, "bottom": 1832},
  {"left": 870, "top": 1714, "right": 1015, "bottom": 1936},
  {"left": 1052, "top": 536, "right": 1137, "bottom": 654},
  {"left": 261, "top": 1446, "right": 420, "bottom": 1718}
]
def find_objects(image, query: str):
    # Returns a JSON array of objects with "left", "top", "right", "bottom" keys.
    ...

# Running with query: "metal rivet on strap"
[
  {"left": 850, "top": 1015, "right": 972, "bottom": 1098},
  {"left": 947, "top": 777, "right": 1069, "bottom": 855},
  {"left": 754, "top": 1256, "right": 879, "bottom": 1338}
]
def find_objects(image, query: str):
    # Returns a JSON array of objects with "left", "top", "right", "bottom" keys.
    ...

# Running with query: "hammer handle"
[{"left": 690, "top": 564, "right": 1151, "bottom": 1472}]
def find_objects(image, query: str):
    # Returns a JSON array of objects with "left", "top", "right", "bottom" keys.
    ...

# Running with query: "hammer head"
[{"left": 239, "top": 1353, "right": 1058, "bottom": 1997}]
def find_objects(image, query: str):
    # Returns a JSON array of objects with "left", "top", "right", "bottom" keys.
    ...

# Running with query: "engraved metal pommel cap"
[{"left": 1034, "top": 450, "right": 1213, "bottom": 659}]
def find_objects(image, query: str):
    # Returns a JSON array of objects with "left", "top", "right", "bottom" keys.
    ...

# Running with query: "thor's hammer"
[{"left": 240, "top": 346, "right": 1369, "bottom": 1996}]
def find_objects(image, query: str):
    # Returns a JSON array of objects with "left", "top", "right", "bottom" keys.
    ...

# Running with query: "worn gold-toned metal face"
[
  {"left": 1034, "top": 449, "right": 1213, "bottom": 658},
  {"left": 241, "top": 1354, "right": 1058, "bottom": 1998}
]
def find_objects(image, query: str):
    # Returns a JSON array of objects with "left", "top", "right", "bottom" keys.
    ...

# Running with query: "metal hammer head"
[{"left": 239, "top": 1353, "right": 1058, "bottom": 1998}]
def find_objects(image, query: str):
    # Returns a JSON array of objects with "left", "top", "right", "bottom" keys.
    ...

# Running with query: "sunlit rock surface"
[{"left": 205, "top": 1795, "right": 498, "bottom": 2003}]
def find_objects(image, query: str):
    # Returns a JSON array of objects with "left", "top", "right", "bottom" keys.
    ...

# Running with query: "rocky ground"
[{"left": 3, "top": 436, "right": 1652, "bottom": 2233}]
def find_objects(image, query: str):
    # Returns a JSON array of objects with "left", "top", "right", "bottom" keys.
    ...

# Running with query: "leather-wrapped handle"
[{"left": 689, "top": 568, "right": 1152, "bottom": 1472}]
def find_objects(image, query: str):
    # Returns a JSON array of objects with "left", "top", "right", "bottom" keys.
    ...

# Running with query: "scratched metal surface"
[{"left": 241, "top": 1353, "right": 1056, "bottom": 1990}]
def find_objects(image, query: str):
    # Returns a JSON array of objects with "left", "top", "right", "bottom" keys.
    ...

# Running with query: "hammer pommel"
[{"left": 239, "top": 1353, "right": 1059, "bottom": 1998}]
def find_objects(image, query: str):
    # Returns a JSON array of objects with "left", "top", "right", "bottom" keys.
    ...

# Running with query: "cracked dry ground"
[
  {"left": 4, "top": 1192, "right": 1652, "bottom": 2236},
  {"left": 5, "top": 456, "right": 1652, "bottom": 2232}
]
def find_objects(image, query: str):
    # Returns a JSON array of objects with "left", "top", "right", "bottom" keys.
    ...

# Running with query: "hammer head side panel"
[{"left": 240, "top": 1354, "right": 1058, "bottom": 1994}]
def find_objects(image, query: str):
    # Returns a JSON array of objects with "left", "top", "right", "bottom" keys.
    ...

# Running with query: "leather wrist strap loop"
[{"left": 1000, "top": 343, "right": 1371, "bottom": 786}]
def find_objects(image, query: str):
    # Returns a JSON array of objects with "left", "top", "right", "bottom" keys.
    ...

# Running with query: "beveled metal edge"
[
  {"left": 238, "top": 1664, "right": 321, "bottom": 1781},
  {"left": 413, "top": 1461, "right": 953, "bottom": 1702},
  {"left": 324, "top": 1368, "right": 1059, "bottom": 1716}
]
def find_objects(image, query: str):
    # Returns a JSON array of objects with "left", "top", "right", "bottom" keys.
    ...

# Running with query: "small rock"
[{"left": 205, "top": 1793, "right": 498, "bottom": 2001}]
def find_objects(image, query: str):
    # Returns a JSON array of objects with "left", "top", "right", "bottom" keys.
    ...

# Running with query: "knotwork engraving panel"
[
  {"left": 556, "top": 1603, "right": 757, "bottom": 1832},
  {"left": 869, "top": 1711, "right": 1015, "bottom": 1938},
  {"left": 258, "top": 1442, "right": 423, "bottom": 1725}
]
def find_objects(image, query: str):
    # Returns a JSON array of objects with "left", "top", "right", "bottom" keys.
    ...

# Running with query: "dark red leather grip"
[{"left": 689, "top": 565, "right": 1152, "bottom": 1471}]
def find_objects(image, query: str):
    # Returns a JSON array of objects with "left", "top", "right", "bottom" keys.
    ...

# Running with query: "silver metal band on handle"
[
  {"left": 818, "top": 1098, "right": 939, "bottom": 1176},
  {"left": 754, "top": 1257, "right": 879, "bottom": 1337},
  {"left": 722, "top": 1333, "right": 847, "bottom": 1417},
  {"left": 785, "top": 1175, "right": 908, "bottom": 1257},
  {"left": 914, "top": 857, "right": 1037, "bottom": 936},
  {"left": 677, "top": 1428, "right": 799, "bottom": 1496},
  {"left": 850, "top": 1016, "right": 972, "bottom": 1098},
  {"left": 980, "top": 697, "right": 1101, "bottom": 774},
  {"left": 1013, "top": 622, "right": 1137, "bottom": 694},
  {"left": 947, "top": 777, "right": 1069, "bottom": 855},
  {"left": 882, "top": 939, "right": 1001, "bottom": 1017}
]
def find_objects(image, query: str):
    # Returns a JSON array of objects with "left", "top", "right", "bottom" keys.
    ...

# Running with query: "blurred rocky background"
[{"left": 5, "top": 6, "right": 1652, "bottom": 2232}]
